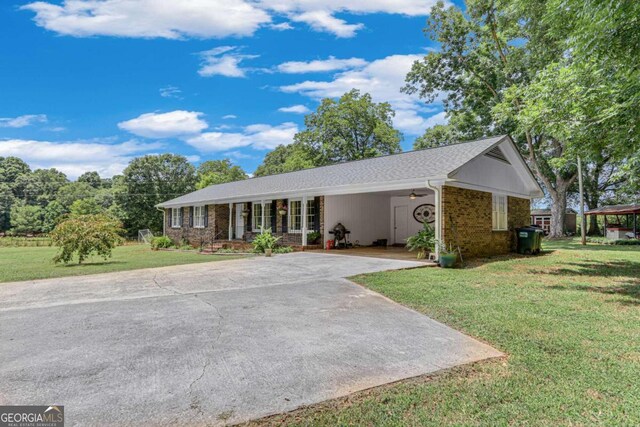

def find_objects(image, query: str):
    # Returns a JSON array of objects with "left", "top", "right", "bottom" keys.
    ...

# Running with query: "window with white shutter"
[{"left": 492, "top": 194, "right": 508, "bottom": 231}]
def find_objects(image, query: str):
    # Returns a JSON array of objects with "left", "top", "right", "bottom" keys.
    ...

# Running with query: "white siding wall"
[
  {"left": 324, "top": 194, "right": 390, "bottom": 245},
  {"left": 389, "top": 194, "right": 435, "bottom": 244},
  {"left": 451, "top": 142, "right": 531, "bottom": 196}
]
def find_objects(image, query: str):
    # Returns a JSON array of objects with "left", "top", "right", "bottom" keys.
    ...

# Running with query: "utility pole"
[{"left": 578, "top": 156, "right": 586, "bottom": 245}]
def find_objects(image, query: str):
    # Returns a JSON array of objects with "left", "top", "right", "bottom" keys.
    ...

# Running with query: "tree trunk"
[
  {"left": 587, "top": 214, "right": 600, "bottom": 236},
  {"left": 548, "top": 190, "right": 568, "bottom": 238}
]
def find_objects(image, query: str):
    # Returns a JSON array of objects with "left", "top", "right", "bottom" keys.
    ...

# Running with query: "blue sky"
[{"left": 0, "top": 0, "right": 453, "bottom": 179}]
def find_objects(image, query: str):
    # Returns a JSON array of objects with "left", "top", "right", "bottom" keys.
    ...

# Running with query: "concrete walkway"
[{"left": 0, "top": 252, "right": 501, "bottom": 426}]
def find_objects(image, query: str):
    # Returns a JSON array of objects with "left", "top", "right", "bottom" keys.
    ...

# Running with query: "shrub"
[
  {"left": 150, "top": 235, "right": 174, "bottom": 250},
  {"left": 273, "top": 246, "right": 293, "bottom": 254},
  {"left": 405, "top": 222, "right": 435, "bottom": 259},
  {"left": 586, "top": 237, "right": 640, "bottom": 245},
  {"left": 307, "top": 231, "right": 321, "bottom": 244},
  {"left": 252, "top": 228, "right": 281, "bottom": 253},
  {"left": 50, "top": 214, "right": 124, "bottom": 264}
]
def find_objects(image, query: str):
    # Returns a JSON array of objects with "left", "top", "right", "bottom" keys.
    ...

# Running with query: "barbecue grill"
[{"left": 328, "top": 223, "right": 351, "bottom": 249}]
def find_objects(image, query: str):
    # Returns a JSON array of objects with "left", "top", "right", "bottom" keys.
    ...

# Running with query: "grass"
[
  {"left": 0, "top": 244, "right": 242, "bottom": 283},
  {"left": 252, "top": 239, "right": 640, "bottom": 426}
]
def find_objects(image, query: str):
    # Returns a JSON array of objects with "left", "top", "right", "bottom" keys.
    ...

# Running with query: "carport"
[{"left": 585, "top": 204, "right": 640, "bottom": 239}]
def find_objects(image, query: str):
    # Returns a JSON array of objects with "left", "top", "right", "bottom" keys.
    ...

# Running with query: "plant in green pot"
[
  {"left": 434, "top": 239, "right": 457, "bottom": 268},
  {"left": 405, "top": 222, "right": 435, "bottom": 259}
]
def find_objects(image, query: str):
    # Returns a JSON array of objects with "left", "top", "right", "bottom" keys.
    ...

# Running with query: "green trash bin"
[{"left": 516, "top": 227, "right": 538, "bottom": 254}]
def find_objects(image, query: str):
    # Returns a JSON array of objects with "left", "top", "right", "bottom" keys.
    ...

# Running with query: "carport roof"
[{"left": 158, "top": 135, "right": 516, "bottom": 207}]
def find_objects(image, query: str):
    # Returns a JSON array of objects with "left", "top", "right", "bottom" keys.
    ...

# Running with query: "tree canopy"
[
  {"left": 403, "top": 0, "right": 638, "bottom": 236},
  {"left": 195, "top": 159, "right": 248, "bottom": 189},
  {"left": 255, "top": 89, "right": 403, "bottom": 176}
]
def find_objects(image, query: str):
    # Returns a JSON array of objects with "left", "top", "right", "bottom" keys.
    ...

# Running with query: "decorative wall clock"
[{"left": 413, "top": 204, "right": 435, "bottom": 224}]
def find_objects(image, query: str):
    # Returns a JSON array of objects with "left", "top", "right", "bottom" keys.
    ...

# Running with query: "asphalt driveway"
[{"left": 0, "top": 252, "right": 501, "bottom": 426}]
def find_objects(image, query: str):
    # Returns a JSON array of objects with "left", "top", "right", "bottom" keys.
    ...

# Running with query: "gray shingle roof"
[{"left": 158, "top": 135, "right": 508, "bottom": 207}]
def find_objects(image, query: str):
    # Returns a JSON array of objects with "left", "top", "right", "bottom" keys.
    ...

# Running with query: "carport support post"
[{"left": 302, "top": 195, "right": 308, "bottom": 246}]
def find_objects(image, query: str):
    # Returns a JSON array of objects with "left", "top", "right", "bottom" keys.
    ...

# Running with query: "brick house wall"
[
  {"left": 441, "top": 185, "right": 531, "bottom": 258},
  {"left": 165, "top": 196, "right": 325, "bottom": 248}
]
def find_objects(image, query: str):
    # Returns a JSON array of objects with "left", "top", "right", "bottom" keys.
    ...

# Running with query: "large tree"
[
  {"left": 195, "top": 159, "right": 248, "bottom": 189},
  {"left": 117, "top": 154, "right": 196, "bottom": 234},
  {"left": 403, "top": 0, "right": 634, "bottom": 237},
  {"left": 77, "top": 171, "right": 103, "bottom": 189},
  {"left": 254, "top": 142, "right": 319, "bottom": 177},
  {"left": 13, "top": 168, "right": 68, "bottom": 208},
  {"left": 413, "top": 124, "right": 460, "bottom": 149},
  {"left": 296, "top": 89, "right": 402, "bottom": 164}
]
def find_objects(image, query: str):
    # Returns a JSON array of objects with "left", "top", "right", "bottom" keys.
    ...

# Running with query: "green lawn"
[
  {"left": 255, "top": 239, "right": 640, "bottom": 426},
  {"left": 0, "top": 244, "right": 242, "bottom": 283}
]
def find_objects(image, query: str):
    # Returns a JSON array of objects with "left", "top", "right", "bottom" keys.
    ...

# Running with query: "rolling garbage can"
[{"left": 516, "top": 227, "right": 542, "bottom": 254}]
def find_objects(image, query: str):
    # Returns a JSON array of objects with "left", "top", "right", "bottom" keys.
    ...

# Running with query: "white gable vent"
[{"left": 485, "top": 146, "right": 510, "bottom": 164}]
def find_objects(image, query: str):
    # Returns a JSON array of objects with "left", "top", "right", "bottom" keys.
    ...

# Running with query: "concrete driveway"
[{"left": 0, "top": 252, "right": 501, "bottom": 426}]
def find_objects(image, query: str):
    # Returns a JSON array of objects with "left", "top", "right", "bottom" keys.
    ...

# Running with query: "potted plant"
[
  {"left": 278, "top": 205, "right": 288, "bottom": 216},
  {"left": 405, "top": 222, "right": 435, "bottom": 259},
  {"left": 307, "top": 230, "right": 321, "bottom": 244},
  {"left": 252, "top": 227, "right": 281, "bottom": 257},
  {"left": 433, "top": 239, "right": 457, "bottom": 268},
  {"left": 241, "top": 208, "right": 250, "bottom": 218}
]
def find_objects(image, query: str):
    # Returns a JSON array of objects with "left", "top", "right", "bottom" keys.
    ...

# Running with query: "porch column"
[
  {"left": 228, "top": 204, "right": 233, "bottom": 241},
  {"left": 261, "top": 200, "right": 266, "bottom": 231},
  {"left": 301, "top": 195, "right": 308, "bottom": 246},
  {"left": 426, "top": 180, "right": 444, "bottom": 259},
  {"left": 634, "top": 213, "right": 637, "bottom": 238}
]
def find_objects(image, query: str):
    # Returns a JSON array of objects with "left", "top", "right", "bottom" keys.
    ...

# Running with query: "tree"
[
  {"left": 413, "top": 124, "right": 460, "bottom": 149},
  {"left": 70, "top": 198, "right": 102, "bottom": 216},
  {"left": 0, "top": 183, "right": 14, "bottom": 231},
  {"left": 403, "top": 1, "right": 597, "bottom": 237},
  {"left": 196, "top": 159, "right": 248, "bottom": 189},
  {"left": 50, "top": 214, "right": 124, "bottom": 264},
  {"left": 42, "top": 201, "right": 67, "bottom": 233},
  {"left": 295, "top": 89, "right": 402, "bottom": 164},
  {"left": 77, "top": 171, "right": 103, "bottom": 189},
  {"left": 0, "top": 157, "right": 31, "bottom": 189},
  {"left": 14, "top": 168, "right": 68, "bottom": 207},
  {"left": 254, "top": 142, "right": 319, "bottom": 176},
  {"left": 118, "top": 154, "right": 196, "bottom": 234},
  {"left": 56, "top": 182, "right": 96, "bottom": 209},
  {"left": 10, "top": 202, "right": 44, "bottom": 234}
]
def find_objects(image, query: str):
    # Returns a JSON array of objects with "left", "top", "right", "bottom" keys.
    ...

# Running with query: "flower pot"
[
  {"left": 278, "top": 209, "right": 287, "bottom": 216},
  {"left": 265, "top": 248, "right": 272, "bottom": 257},
  {"left": 439, "top": 253, "right": 457, "bottom": 268}
]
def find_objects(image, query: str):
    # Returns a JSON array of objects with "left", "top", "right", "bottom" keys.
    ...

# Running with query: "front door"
[
  {"left": 235, "top": 203, "right": 244, "bottom": 239},
  {"left": 394, "top": 205, "right": 409, "bottom": 244}
]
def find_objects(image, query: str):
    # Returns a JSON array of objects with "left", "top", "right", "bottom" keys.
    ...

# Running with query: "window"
[
  {"left": 492, "top": 194, "right": 508, "bottom": 231},
  {"left": 193, "top": 206, "right": 205, "bottom": 228},
  {"left": 252, "top": 201, "right": 273, "bottom": 231},
  {"left": 306, "top": 199, "right": 315, "bottom": 231},
  {"left": 171, "top": 208, "right": 181, "bottom": 228},
  {"left": 252, "top": 202, "right": 262, "bottom": 232},
  {"left": 288, "top": 200, "right": 302, "bottom": 232}
]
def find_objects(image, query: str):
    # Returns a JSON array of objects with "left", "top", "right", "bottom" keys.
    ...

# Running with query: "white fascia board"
[{"left": 156, "top": 177, "right": 448, "bottom": 207}]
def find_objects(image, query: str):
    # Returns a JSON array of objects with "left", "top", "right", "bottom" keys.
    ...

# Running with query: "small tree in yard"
[{"left": 50, "top": 214, "right": 124, "bottom": 264}]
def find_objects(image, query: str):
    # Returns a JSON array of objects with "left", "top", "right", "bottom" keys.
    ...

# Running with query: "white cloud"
[
  {"left": 280, "top": 54, "right": 441, "bottom": 135},
  {"left": 278, "top": 105, "right": 311, "bottom": 114},
  {"left": 289, "top": 11, "right": 363, "bottom": 38},
  {"left": 277, "top": 56, "right": 367, "bottom": 74},
  {"left": 159, "top": 86, "right": 183, "bottom": 99},
  {"left": 185, "top": 122, "right": 298, "bottom": 152},
  {"left": 21, "top": 0, "right": 271, "bottom": 39},
  {"left": 0, "top": 138, "right": 162, "bottom": 179},
  {"left": 118, "top": 110, "right": 208, "bottom": 138},
  {"left": 421, "top": 111, "right": 448, "bottom": 128},
  {"left": 0, "top": 114, "right": 48, "bottom": 128},
  {"left": 222, "top": 114, "right": 237, "bottom": 119},
  {"left": 197, "top": 46, "right": 258, "bottom": 78},
  {"left": 22, "top": 0, "right": 442, "bottom": 39}
]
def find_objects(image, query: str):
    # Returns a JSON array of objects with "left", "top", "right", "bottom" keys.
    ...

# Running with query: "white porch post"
[
  {"left": 261, "top": 200, "right": 265, "bottom": 231},
  {"left": 426, "top": 180, "right": 444, "bottom": 259},
  {"left": 228, "top": 204, "right": 233, "bottom": 241},
  {"left": 301, "top": 195, "right": 308, "bottom": 246}
]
